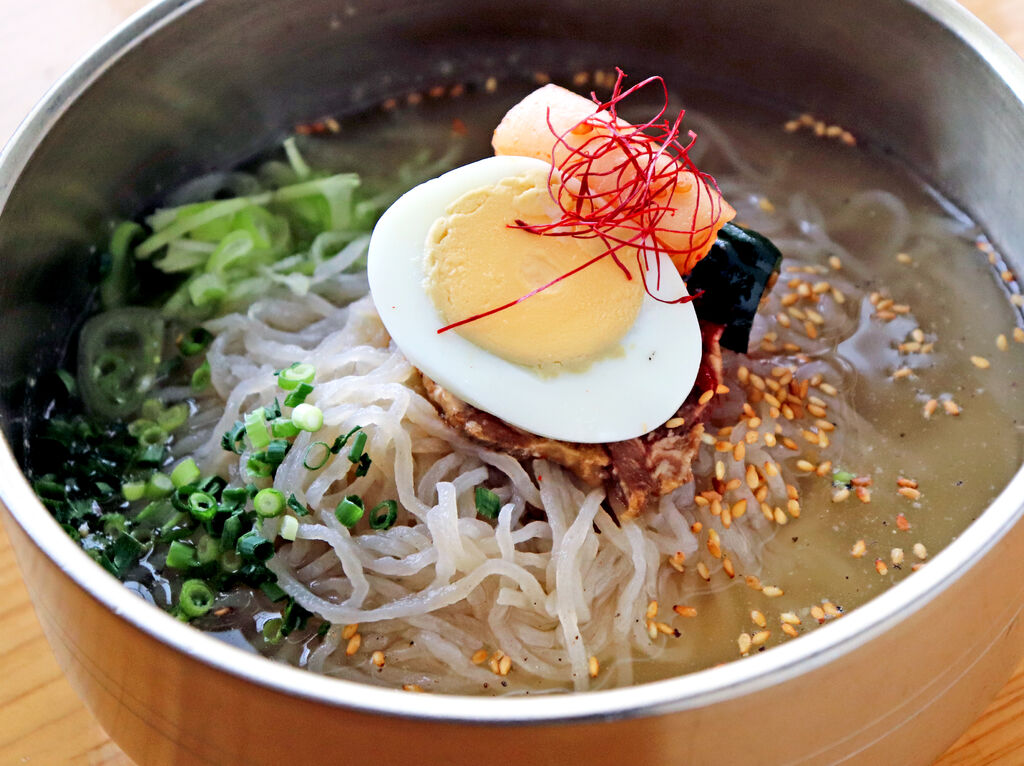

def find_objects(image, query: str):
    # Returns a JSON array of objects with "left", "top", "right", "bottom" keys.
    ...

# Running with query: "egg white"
[{"left": 367, "top": 155, "right": 703, "bottom": 444}]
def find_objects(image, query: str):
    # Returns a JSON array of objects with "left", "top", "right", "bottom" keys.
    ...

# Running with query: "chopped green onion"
[
  {"left": 369, "top": 500, "right": 398, "bottom": 530},
  {"left": 244, "top": 409, "right": 271, "bottom": 450},
  {"left": 191, "top": 359, "right": 212, "bottom": 391},
  {"left": 180, "top": 327, "right": 214, "bottom": 356},
  {"left": 283, "top": 382, "right": 314, "bottom": 408},
  {"left": 56, "top": 369, "right": 77, "bottom": 396},
  {"left": 334, "top": 495, "right": 364, "bottom": 527},
  {"left": 282, "top": 599, "right": 312, "bottom": 634},
  {"left": 271, "top": 418, "right": 301, "bottom": 438},
  {"left": 138, "top": 425, "right": 168, "bottom": 447},
  {"left": 187, "top": 491, "right": 218, "bottom": 521},
  {"left": 220, "top": 487, "right": 249, "bottom": 510},
  {"left": 121, "top": 481, "right": 146, "bottom": 502},
  {"left": 220, "top": 512, "right": 244, "bottom": 551},
  {"left": 145, "top": 472, "right": 175, "bottom": 499},
  {"left": 170, "top": 458, "right": 201, "bottom": 488},
  {"left": 280, "top": 515, "right": 299, "bottom": 541},
  {"left": 254, "top": 488, "right": 285, "bottom": 518},
  {"left": 138, "top": 443, "right": 166, "bottom": 466},
  {"left": 347, "top": 431, "right": 367, "bottom": 463},
  {"left": 246, "top": 457, "right": 273, "bottom": 478},
  {"left": 328, "top": 425, "right": 362, "bottom": 454},
  {"left": 157, "top": 403, "right": 189, "bottom": 433},
  {"left": 277, "top": 363, "right": 316, "bottom": 390},
  {"left": 832, "top": 470, "right": 855, "bottom": 486},
  {"left": 101, "top": 513, "right": 127, "bottom": 537},
  {"left": 196, "top": 534, "right": 220, "bottom": 564},
  {"left": 291, "top": 403, "right": 323, "bottom": 432},
  {"left": 141, "top": 399, "right": 164, "bottom": 420},
  {"left": 109, "top": 532, "right": 146, "bottom": 576},
  {"left": 178, "top": 579, "right": 215, "bottom": 618},
  {"left": 220, "top": 549, "right": 242, "bottom": 574},
  {"left": 166, "top": 540, "right": 197, "bottom": 569},
  {"left": 474, "top": 487, "right": 501, "bottom": 519},
  {"left": 188, "top": 272, "right": 227, "bottom": 306},
  {"left": 262, "top": 617, "right": 284, "bottom": 644},
  {"left": 354, "top": 453, "right": 372, "bottom": 478},
  {"left": 260, "top": 581, "right": 288, "bottom": 602},
  {"left": 316, "top": 621, "right": 332, "bottom": 637},
  {"left": 221, "top": 421, "right": 246, "bottom": 454},
  {"left": 237, "top": 530, "right": 274, "bottom": 562},
  {"left": 287, "top": 494, "right": 308, "bottom": 517},
  {"left": 303, "top": 442, "right": 330, "bottom": 470}
]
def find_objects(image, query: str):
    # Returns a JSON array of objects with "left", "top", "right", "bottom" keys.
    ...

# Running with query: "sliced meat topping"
[{"left": 421, "top": 321, "right": 724, "bottom": 517}]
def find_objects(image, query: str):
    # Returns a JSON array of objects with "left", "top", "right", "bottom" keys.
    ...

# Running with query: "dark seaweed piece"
[{"left": 686, "top": 222, "right": 783, "bottom": 352}]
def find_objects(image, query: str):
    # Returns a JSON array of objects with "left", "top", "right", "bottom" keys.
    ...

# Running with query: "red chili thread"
[{"left": 438, "top": 69, "right": 726, "bottom": 335}]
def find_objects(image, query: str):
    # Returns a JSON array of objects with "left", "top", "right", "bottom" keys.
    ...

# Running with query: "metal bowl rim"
[{"left": 2, "top": 0, "right": 1024, "bottom": 727}]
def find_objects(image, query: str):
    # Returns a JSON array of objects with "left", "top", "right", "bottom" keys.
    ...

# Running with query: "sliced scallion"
[
  {"left": 187, "top": 491, "right": 218, "bottom": 521},
  {"left": 244, "top": 408, "right": 271, "bottom": 450},
  {"left": 145, "top": 472, "right": 174, "bottom": 499},
  {"left": 170, "top": 457, "right": 201, "bottom": 488},
  {"left": 369, "top": 500, "right": 398, "bottom": 530},
  {"left": 166, "top": 540, "right": 197, "bottom": 569},
  {"left": 277, "top": 363, "right": 316, "bottom": 390},
  {"left": 280, "top": 514, "right": 299, "bottom": 541},
  {"left": 254, "top": 488, "right": 285, "bottom": 518},
  {"left": 291, "top": 403, "right": 323, "bottom": 433},
  {"left": 178, "top": 579, "right": 215, "bottom": 618},
  {"left": 191, "top": 359, "right": 212, "bottom": 391},
  {"left": 334, "top": 495, "right": 364, "bottom": 528},
  {"left": 283, "top": 382, "right": 313, "bottom": 408},
  {"left": 474, "top": 487, "right": 501, "bottom": 519},
  {"left": 302, "top": 442, "right": 330, "bottom": 470}
]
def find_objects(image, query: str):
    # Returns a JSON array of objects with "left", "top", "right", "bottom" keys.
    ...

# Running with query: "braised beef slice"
[{"left": 421, "top": 321, "right": 725, "bottom": 517}]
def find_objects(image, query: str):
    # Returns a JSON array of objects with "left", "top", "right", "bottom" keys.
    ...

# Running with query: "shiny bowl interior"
[{"left": 2, "top": 1, "right": 1024, "bottom": 764}]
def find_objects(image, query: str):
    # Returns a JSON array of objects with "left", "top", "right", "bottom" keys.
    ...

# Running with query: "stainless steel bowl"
[{"left": 2, "top": 1, "right": 1024, "bottom": 764}]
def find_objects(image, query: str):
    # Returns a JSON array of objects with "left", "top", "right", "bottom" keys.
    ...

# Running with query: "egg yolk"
[{"left": 423, "top": 167, "right": 644, "bottom": 370}]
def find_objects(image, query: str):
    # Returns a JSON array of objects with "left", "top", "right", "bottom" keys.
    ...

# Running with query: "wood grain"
[{"left": 0, "top": 1, "right": 1022, "bottom": 764}]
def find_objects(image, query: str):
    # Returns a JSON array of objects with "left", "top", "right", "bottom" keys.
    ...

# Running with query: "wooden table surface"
[{"left": 2, "top": 1, "right": 1024, "bottom": 764}]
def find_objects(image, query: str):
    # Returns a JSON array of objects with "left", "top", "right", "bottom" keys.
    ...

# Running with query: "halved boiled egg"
[{"left": 367, "top": 154, "right": 702, "bottom": 444}]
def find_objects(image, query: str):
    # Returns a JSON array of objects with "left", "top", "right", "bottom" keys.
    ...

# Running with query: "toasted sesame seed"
[
  {"left": 699, "top": 389, "right": 715, "bottom": 405},
  {"left": 751, "top": 610, "right": 767, "bottom": 628},
  {"left": 828, "top": 255, "right": 842, "bottom": 270},
  {"left": 815, "top": 460, "right": 832, "bottom": 477},
  {"left": 691, "top": 522, "right": 703, "bottom": 534},
  {"left": 484, "top": 76, "right": 498, "bottom": 92},
  {"left": 751, "top": 630, "right": 772, "bottom": 646},
  {"left": 896, "top": 513, "right": 911, "bottom": 531},
  {"left": 787, "top": 499, "right": 801, "bottom": 518},
  {"left": 823, "top": 601, "right": 841, "bottom": 617},
  {"left": 898, "top": 486, "right": 922, "bottom": 501},
  {"left": 1002, "top": 270, "right": 1014, "bottom": 283},
  {"left": 723, "top": 556, "right": 736, "bottom": 578},
  {"left": 891, "top": 548, "right": 905, "bottom": 566},
  {"left": 970, "top": 355, "right": 991, "bottom": 369},
  {"left": 776, "top": 312, "right": 792, "bottom": 328},
  {"left": 832, "top": 488, "right": 850, "bottom": 503},
  {"left": 646, "top": 620, "right": 658, "bottom": 640},
  {"left": 897, "top": 477, "right": 919, "bottom": 489},
  {"left": 851, "top": 539, "right": 867, "bottom": 558},
  {"left": 896, "top": 252, "right": 913, "bottom": 264},
  {"left": 371, "top": 650, "right": 386, "bottom": 668},
  {"left": 1013, "top": 295, "right": 1024, "bottom": 307},
  {"left": 746, "top": 464, "right": 760, "bottom": 489},
  {"left": 997, "top": 334, "right": 1009, "bottom": 351},
  {"left": 780, "top": 612, "right": 801, "bottom": 626},
  {"left": 746, "top": 575, "right": 762, "bottom": 591},
  {"left": 782, "top": 623, "right": 799, "bottom": 638},
  {"left": 855, "top": 486, "right": 872, "bottom": 503},
  {"left": 697, "top": 562, "right": 711, "bottom": 581},
  {"left": 875, "top": 558, "right": 889, "bottom": 575},
  {"left": 784, "top": 119, "right": 801, "bottom": 133},
  {"left": 674, "top": 605, "right": 698, "bottom": 618},
  {"left": 923, "top": 398, "right": 938, "bottom": 418},
  {"left": 665, "top": 416, "right": 686, "bottom": 429},
  {"left": 1014, "top": 327, "right": 1024, "bottom": 343},
  {"left": 893, "top": 366, "right": 913, "bottom": 380},
  {"left": 810, "top": 605, "right": 826, "bottom": 623},
  {"left": 345, "top": 633, "right": 362, "bottom": 656},
  {"left": 715, "top": 460, "right": 726, "bottom": 480},
  {"left": 588, "top": 655, "right": 600, "bottom": 678},
  {"left": 707, "top": 530, "right": 722, "bottom": 559},
  {"left": 738, "top": 365, "right": 750, "bottom": 383},
  {"left": 646, "top": 600, "right": 659, "bottom": 619},
  {"left": 732, "top": 499, "right": 749, "bottom": 518},
  {"left": 716, "top": 383, "right": 731, "bottom": 395},
  {"left": 762, "top": 585, "right": 784, "bottom": 598},
  {"left": 738, "top": 633, "right": 753, "bottom": 655},
  {"left": 786, "top": 484, "right": 800, "bottom": 501},
  {"left": 913, "top": 543, "right": 928, "bottom": 560},
  {"left": 841, "top": 131, "right": 857, "bottom": 146},
  {"left": 781, "top": 436, "right": 800, "bottom": 451},
  {"left": 943, "top": 400, "right": 961, "bottom": 416},
  {"left": 342, "top": 623, "right": 359, "bottom": 640},
  {"left": 499, "top": 654, "right": 513, "bottom": 675},
  {"left": 471, "top": 648, "right": 489, "bottom": 665},
  {"left": 732, "top": 442, "right": 746, "bottom": 462},
  {"left": 403, "top": 684, "right": 424, "bottom": 692}
]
